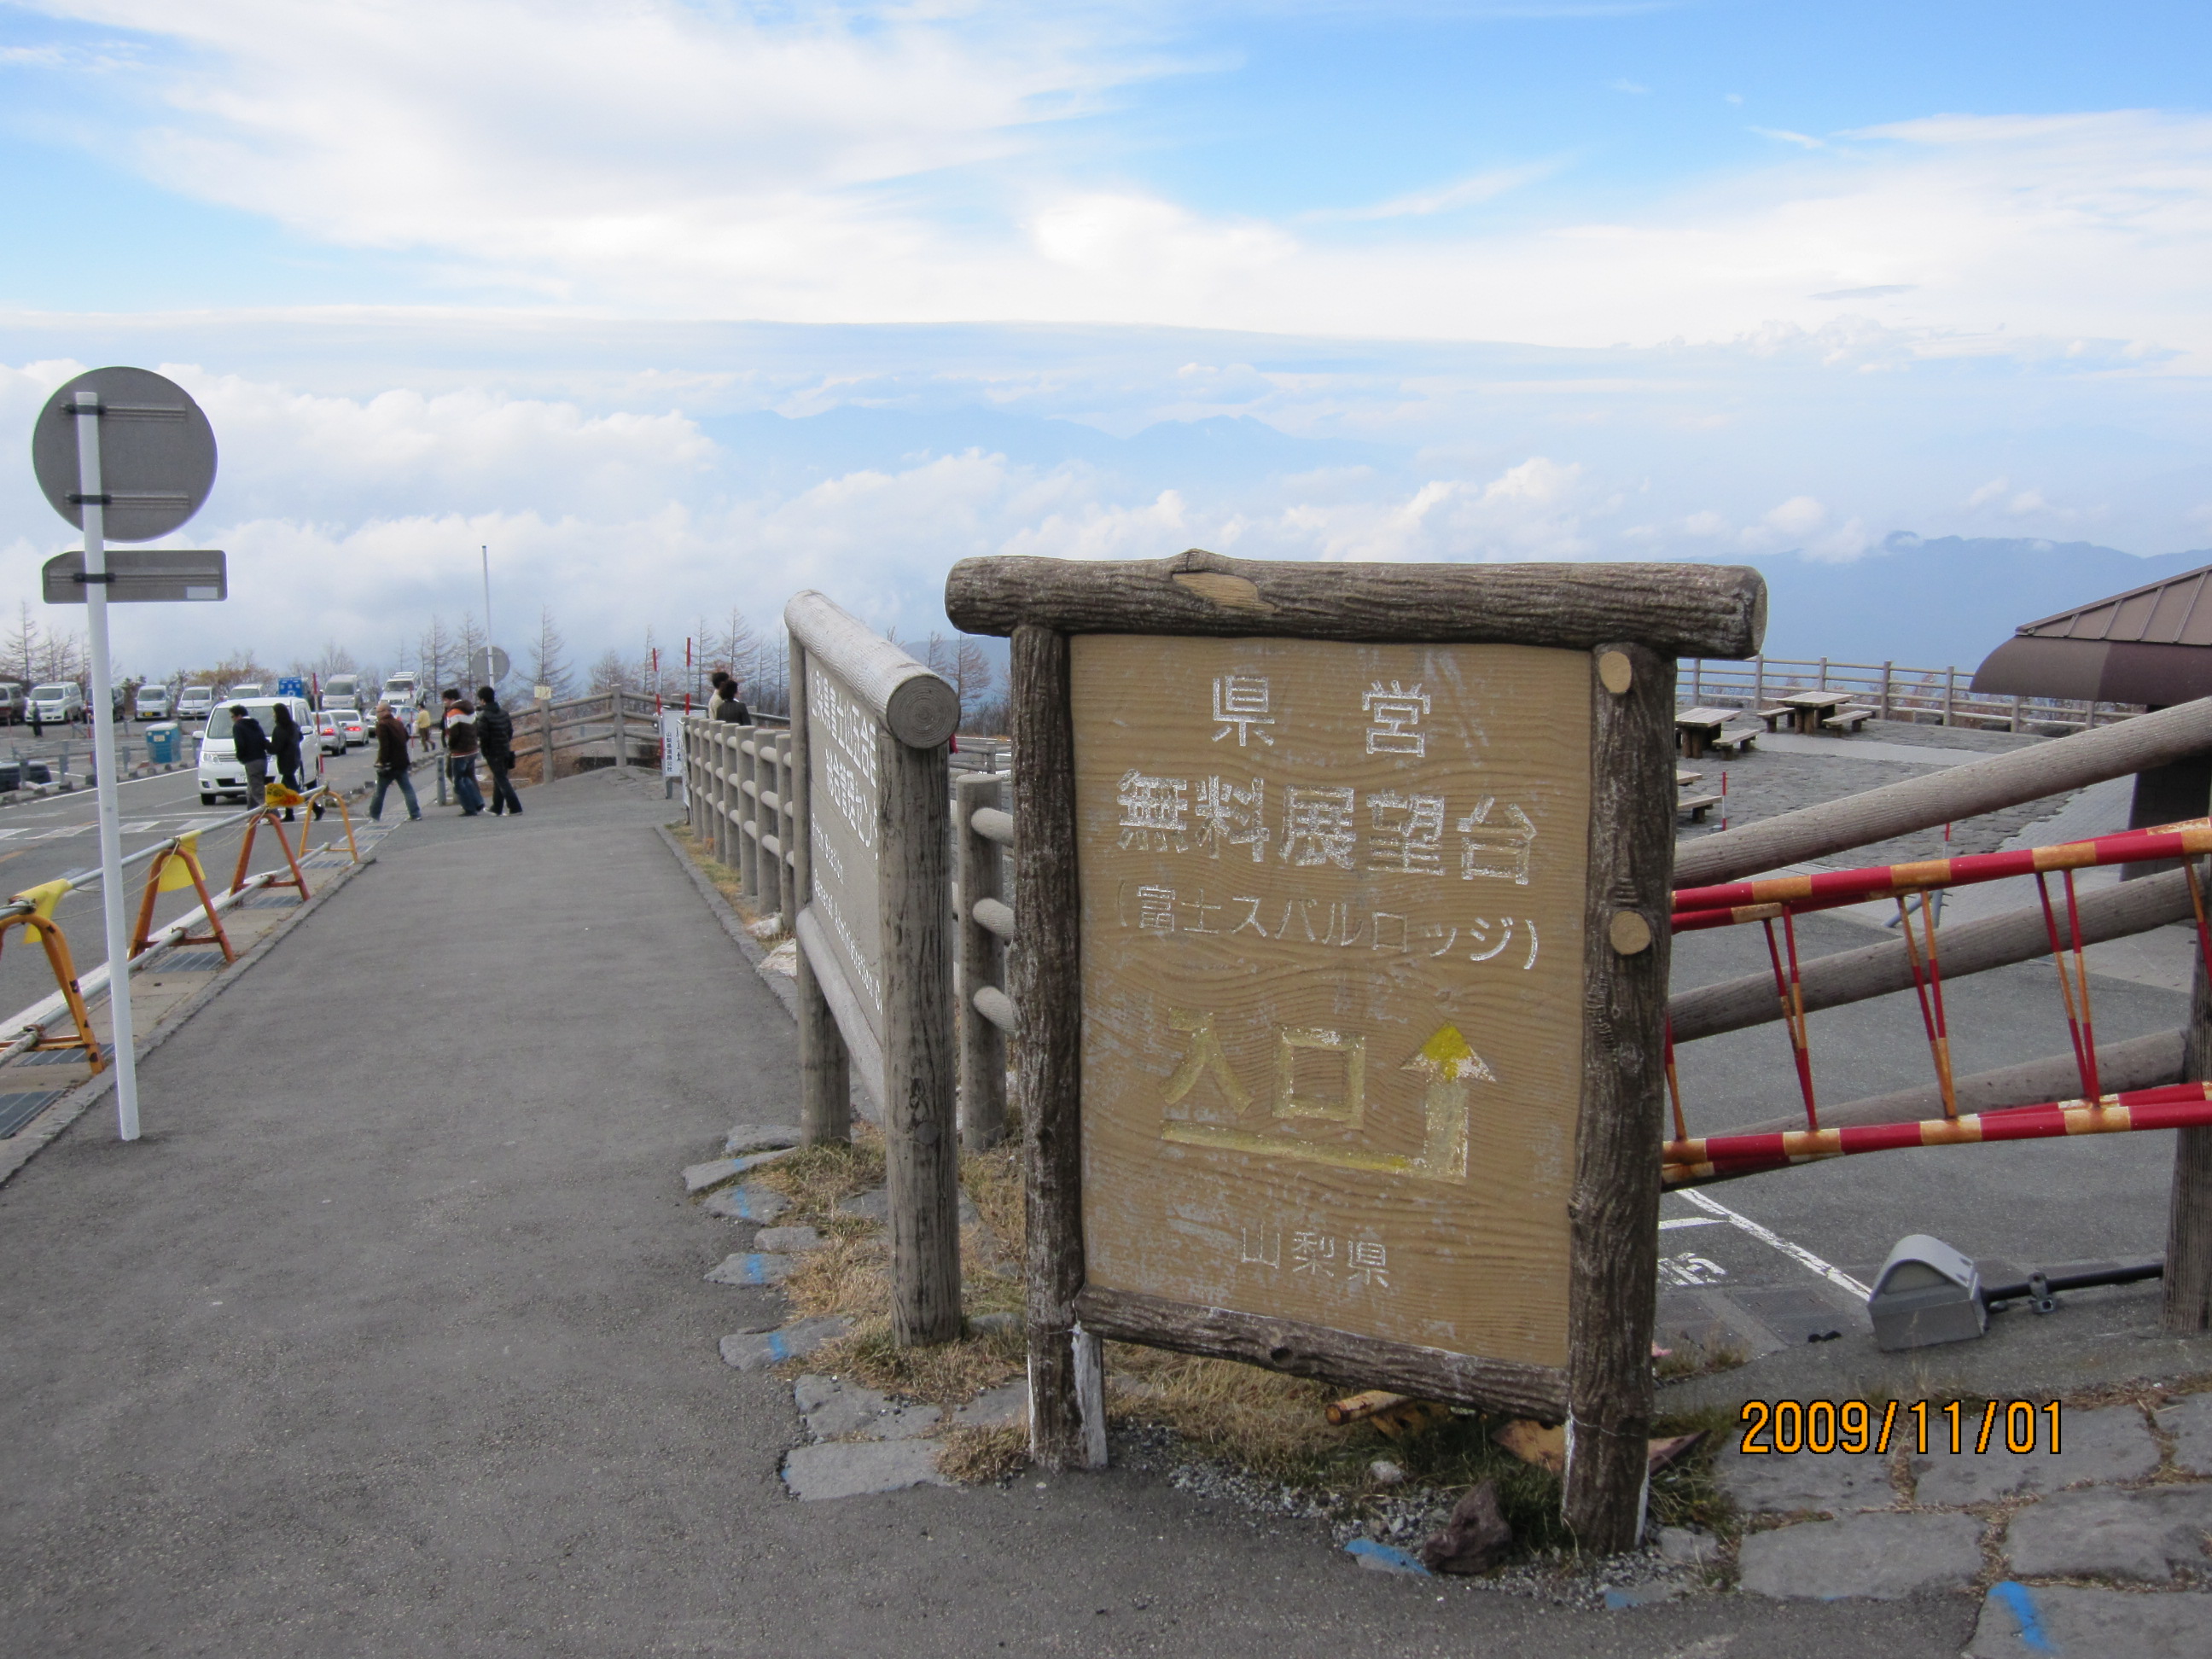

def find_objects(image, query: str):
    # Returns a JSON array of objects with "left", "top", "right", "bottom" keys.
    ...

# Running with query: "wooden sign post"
[
  {"left": 946, "top": 548, "right": 1764, "bottom": 1551},
  {"left": 784, "top": 591, "right": 965, "bottom": 1346}
]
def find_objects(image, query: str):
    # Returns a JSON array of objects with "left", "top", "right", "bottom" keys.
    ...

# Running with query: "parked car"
[
  {"left": 334, "top": 707, "right": 366, "bottom": 748},
  {"left": 313, "top": 711, "right": 346, "bottom": 755},
  {"left": 0, "top": 684, "right": 23, "bottom": 725},
  {"left": 196, "top": 696, "right": 323, "bottom": 804},
  {"left": 176, "top": 685, "right": 216, "bottom": 723},
  {"left": 321, "top": 673, "right": 363, "bottom": 713},
  {"left": 224, "top": 681, "right": 263, "bottom": 701},
  {"left": 134, "top": 683, "right": 175, "bottom": 721},
  {"left": 28, "top": 682, "right": 85, "bottom": 725},
  {"left": 381, "top": 671, "right": 419, "bottom": 707}
]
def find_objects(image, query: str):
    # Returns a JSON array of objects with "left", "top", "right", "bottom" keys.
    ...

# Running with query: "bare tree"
[
  {"left": 3, "top": 603, "right": 40, "bottom": 686},
  {"left": 587, "top": 649, "right": 632, "bottom": 694},
  {"left": 528, "top": 606, "right": 574, "bottom": 698},
  {"left": 418, "top": 615, "right": 457, "bottom": 701}
]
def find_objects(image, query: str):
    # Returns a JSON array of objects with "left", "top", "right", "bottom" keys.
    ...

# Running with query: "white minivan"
[
  {"left": 196, "top": 696, "right": 324, "bottom": 805},
  {"left": 28, "top": 682, "right": 84, "bottom": 724},
  {"left": 176, "top": 685, "right": 215, "bottom": 723},
  {"left": 134, "top": 683, "right": 175, "bottom": 720}
]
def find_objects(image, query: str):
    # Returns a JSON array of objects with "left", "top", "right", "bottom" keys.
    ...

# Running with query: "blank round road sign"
[{"left": 32, "top": 367, "right": 217, "bottom": 544}]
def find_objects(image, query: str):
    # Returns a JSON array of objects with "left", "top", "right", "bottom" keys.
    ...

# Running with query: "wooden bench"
[
  {"left": 1755, "top": 706, "right": 1796, "bottom": 731},
  {"left": 1677, "top": 793, "right": 1722, "bottom": 824},
  {"left": 1821, "top": 706, "right": 1878, "bottom": 734},
  {"left": 1676, "top": 768, "right": 1703, "bottom": 787},
  {"left": 1706, "top": 726, "right": 1760, "bottom": 755}
]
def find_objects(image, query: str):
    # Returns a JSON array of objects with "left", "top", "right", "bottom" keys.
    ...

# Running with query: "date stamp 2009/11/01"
[{"left": 1738, "top": 1399, "right": 2062, "bottom": 1457}]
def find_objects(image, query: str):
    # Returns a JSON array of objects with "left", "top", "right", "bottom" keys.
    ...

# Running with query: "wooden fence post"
[
  {"left": 880, "top": 722, "right": 961, "bottom": 1346},
  {"left": 776, "top": 732, "right": 800, "bottom": 925},
  {"left": 541, "top": 701, "right": 556, "bottom": 788},
  {"left": 1943, "top": 667, "right": 1957, "bottom": 726},
  {"left": 737, "top": 730, "right": 759, "bottom": 898},
  {"left": 1563, "top": 642, "right": 1674, "bottom": 1551},
  {"left": 612, "top": 689, "right": 627, "bottom": 768},
  {"left": 1879, "top": 662, "right": 1893, "bottom": 722},
  {"left": 956, "top": 771, "right": 1008, "bottom": 1152},
  {"left": 1754, "top": 655, "right": 1765, "bottom": 707},
  {"left": 788, "top": 638, "right": 852, "bottom": 1147},
  {"left": 1009, "top": 622, "right": 1098, "bottom": 1470},
  {"left": 2168, "top": 897, "right": 2212, "bottom": 1331}
]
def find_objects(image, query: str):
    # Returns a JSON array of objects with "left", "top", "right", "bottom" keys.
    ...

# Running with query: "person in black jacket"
[
  {"left": 476, "top": 685, "right": 522, "bottom": 816},
  {"left": 270, "top": 703, "right": 305, "bottom": 819},
  {"left": 230, "top": 705, "right": 270, "bottom": 808},
  {"left": 369, "top": 702, "right": 421, "bottom": 822}
]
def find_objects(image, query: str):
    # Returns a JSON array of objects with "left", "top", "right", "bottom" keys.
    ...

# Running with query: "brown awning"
[{"left": 1972, "top": 562, "right": 2212, "bottom": 705}]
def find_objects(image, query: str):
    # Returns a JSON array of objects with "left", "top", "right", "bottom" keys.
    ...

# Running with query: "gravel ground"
[
  {"left": 1111, "top": 1424, "right": 1708, "bottom": 1609},
  {"left": 1676, "top": 719, "right": 2081, "bottom": 866}
]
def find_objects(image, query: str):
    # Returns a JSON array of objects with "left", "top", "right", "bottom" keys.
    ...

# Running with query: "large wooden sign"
[
  {"left": 804, "top": 656, "right": 888, "bottom": 1062},
  {"left": 1076, "top": 636, "right": 1590, "bottom": 1371},
  {"left": 946, "top": 547, "right": 1765, "bottom": 1552}
]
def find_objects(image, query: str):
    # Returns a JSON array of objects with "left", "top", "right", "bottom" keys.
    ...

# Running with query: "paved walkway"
[{"left": 0, "top": 766, "right": 1978, "bottom": 1655}]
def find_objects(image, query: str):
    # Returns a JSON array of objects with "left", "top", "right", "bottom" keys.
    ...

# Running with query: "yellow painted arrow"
[{"left": 1400, "top": 1024, "right": 1495, "bottom": 1179}]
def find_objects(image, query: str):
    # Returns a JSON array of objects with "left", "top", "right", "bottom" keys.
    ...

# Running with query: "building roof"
[
  {"left": 1972, "top": 562, "right": 2212, "bottom": 705},
  {"left": 2012, "top": 564, "right": 2212, "bottom": 645}
]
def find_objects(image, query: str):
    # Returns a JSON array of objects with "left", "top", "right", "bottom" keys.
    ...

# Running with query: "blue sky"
[{"left": 3, "top": 1, "right": 2209, "bottom": 674}]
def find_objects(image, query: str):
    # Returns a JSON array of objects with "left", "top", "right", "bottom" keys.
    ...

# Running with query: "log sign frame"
[{"left": 946, "top": 547, "right": 1765, "bottom": 1552}]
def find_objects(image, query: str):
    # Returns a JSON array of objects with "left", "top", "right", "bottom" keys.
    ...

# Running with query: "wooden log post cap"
[
  {"left": 785, "top": 589, "right": 961, "bottom": 748},
  {"left": 1597, "top": 650, "right": 1634, "bottom": 695},
  {"left": 1608, "top": 911, "right": 1653, "bottom": 955},
  {"left": 945, "top": 547, "right": 1767, "bottom": 660}
]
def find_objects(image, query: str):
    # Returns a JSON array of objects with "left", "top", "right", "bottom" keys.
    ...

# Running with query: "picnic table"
[
  {"left": 1674, "top": 707, "right": 1737, "bottom": 760},
  {"left": 1763, "top": 689, "right": 1852, "bottom": 734}
]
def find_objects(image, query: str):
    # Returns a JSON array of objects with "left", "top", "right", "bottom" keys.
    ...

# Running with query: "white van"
[
  {"left": 196, "top": 696, "right": 324, "bottom": 805},
  {"left": 29, "top": 682, "right": 84, "bottom": 724},
  {"left": 134, "top": 683, "right": 175, "bottom": 721},
  {"left": 176, "top": 685, "right": 215, "bottom": 722},
  {"left": 225, "top": 682, "right": 263, "bottom": 701},
  {"left": 322, "top": 673, "right": 362, "bottom": 712}
]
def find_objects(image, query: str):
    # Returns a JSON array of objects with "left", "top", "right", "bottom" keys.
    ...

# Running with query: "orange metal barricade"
[
  {"left": 229, "top": 807, "right": 311, "bottom": 903},
  {"left": 129, "top": 835, "right": 236, "bottom": 963},
  {"left": 0, "top": 885, "right": 104, "bottom": 1072}
]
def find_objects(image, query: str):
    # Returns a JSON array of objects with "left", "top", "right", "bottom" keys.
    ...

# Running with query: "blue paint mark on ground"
[
  {"left": 1992, "top": 1582, "right": 2055, "bottom": 1653},
  {"left": 1343, "top": 1539, "right": 1430, "bottom": 1575}
]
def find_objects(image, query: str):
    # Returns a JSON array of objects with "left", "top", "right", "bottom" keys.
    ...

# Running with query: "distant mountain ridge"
[{"left": 1734, "top": 536, "right": 2212, "bottom": 670}]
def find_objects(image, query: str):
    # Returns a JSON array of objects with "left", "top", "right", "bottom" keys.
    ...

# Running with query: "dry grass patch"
[{"left": 938, "top": 1422, "right": 1028, "bottom": 1485}]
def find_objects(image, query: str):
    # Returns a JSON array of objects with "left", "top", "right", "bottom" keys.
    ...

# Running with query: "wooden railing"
[{"left": 1679, "top": 655, "right": 2141, "bottom": 733}]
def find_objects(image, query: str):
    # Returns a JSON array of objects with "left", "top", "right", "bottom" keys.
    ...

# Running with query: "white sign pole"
[{"left": 71, "top": 393, "right": 141, "bottom": 1141}]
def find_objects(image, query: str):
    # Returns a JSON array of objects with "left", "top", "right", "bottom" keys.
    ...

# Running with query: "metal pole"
[
  {"left": 71, "top": 393, "right": 140, "bottom": 1142},
  {"left": 480, "top": 544, "right": 492, "bottom": 690}
]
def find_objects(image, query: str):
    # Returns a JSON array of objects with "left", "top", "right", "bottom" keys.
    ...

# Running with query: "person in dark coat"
[
  {"left": 230, "top": 704, "right": 270, "bottom": 808},
  {"left": 476, "top": 685, "right": 522, "bottom": 816},
  {"left": 369, "top": 701, "right": 421, "bottom": 822},
  {"left": 270, "top": 703, "right": 305, "bottom": 819},
  {"left": 710, "top": 673, "right": 751, "bottom": 725}
]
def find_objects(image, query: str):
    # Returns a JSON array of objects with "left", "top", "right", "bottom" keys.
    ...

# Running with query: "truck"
[{"left": 321, "top": 673, "right": 363, "bottom": 713}]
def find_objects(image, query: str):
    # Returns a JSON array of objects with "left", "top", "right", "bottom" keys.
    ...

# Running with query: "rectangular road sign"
[
  {"left": 1074, "top": 635, "right": 1592, "bottom": 1371},
  {"left": 42, "top": 548, "right": 226, "bottom": 604}
]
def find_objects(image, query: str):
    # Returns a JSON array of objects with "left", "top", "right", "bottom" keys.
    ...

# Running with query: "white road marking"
[
  {"left": 1657, "top": 1215, "right": 1724, "bottom": 1231},
  {"left": 1674, "top": 1186, "right": 1873, "bottom": 1301}
]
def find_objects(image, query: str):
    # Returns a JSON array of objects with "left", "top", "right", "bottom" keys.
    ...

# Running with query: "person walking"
[
  {"left": 369, "top": 701, "right": 421, "bottom": 823},
  {"left": 270, "top": 702, "right": 305, "bottom": 820},
  {"left": 442, "top": 689, "right": 485, "bottom": 816},
  {"left": 476, "top": 684, "right": 522, "bottom": 816},
  {"left": 230, "top": 703, "right": 271, "bottom": 808}
]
